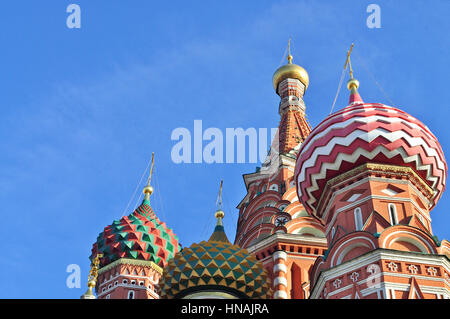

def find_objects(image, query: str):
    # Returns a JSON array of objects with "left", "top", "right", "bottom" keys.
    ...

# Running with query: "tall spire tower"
[
  {"left": 234, "top": 41, "right": 327, "bottom": 299},
  {"left": 272, "top": 39, "right": 312, "bottom": 152}
]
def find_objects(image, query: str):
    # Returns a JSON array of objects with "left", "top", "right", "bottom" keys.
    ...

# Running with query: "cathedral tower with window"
[{"left": 234, "top": 46, "right": 328, "bottom": 299}]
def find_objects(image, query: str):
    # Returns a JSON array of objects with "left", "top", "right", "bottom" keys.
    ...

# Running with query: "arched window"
[
  {"left": 354, "top": 207, "right": 363, "bottom": 231},
  {"left": 389, "top": 204, "right": 398, "bottom": 225},
  {"left": 331, "top": 227, "right": 336, "bottom": 239},
  {"left": 128, "top": 291, "right": 135, "bottom": 299}
]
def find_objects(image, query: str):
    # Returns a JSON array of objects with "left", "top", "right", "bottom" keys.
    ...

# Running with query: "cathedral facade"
[{"left": 82, "top": 48, "right": 449, "bottom": 299}]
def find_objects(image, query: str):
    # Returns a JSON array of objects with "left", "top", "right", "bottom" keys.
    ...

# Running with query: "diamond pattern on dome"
[
  {"left": 90, "top": 201, "right": 180, "bottom": 268},
  {"left": 159, "top": 240, "right": 272, "bottom": 299}
]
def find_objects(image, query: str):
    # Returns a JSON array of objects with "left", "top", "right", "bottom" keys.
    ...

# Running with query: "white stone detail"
[
  {"left": 273, "top": 251, "right": 287, "bottom": 261},
  {"left": 274, "top": 277, "right": 288, "bottom": 287},
  {"left": 273, "top": 264, "right": 287, "bottom": 274},
  {"left": 333, "top": 278, "right": 342, "bottom": 289},
  {"left": 427, "top": 267, "right": 437, "bottom": 276},
  {"left": 381, "top": 188, "right": 399, "bottom": 196},
  {"left": 350, "top": 272, "right": 360, "bottom": 282},
  {"left": 408, "top": 264, "right": 419, "bottom": 274},
  {"left": 347, "top": 193, "right": 362, "bottom": 202},
  {"left": 388, "top": 262, "right": 398, "bottom": 272},
  {"left": 273, "top": 290, "right": 288, "bottom": 299}
]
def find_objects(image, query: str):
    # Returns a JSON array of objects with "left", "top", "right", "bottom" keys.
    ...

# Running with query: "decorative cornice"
[
  {"left": 317, "top": 163, "right": 434, "bottom": 216},
  {"left": 98, "top": 258, "right": 163, "bottom": 275},
  {"left": 310, "top": 248, "right": 450, "bottom": 299},
  {"left": 246, "top": 232, "right": 327, "bottom": 254}
]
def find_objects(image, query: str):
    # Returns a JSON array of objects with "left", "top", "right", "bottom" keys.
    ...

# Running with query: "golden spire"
[
  {"left": 287, "top": 38, "right": 293, "bottom": 64},
  {"left": 345, "top": 43, "right": 359, "bottom": 91},
  {"left": 209, "top": 179, "right": 229, "bottom": 243},
  {"left": 215, "top": 179, "right": 224, "bottom": 219},
  {"left": 143, "top": 152, "right": 155, "bottom": 202},
  {"left": 344, "top": 43, "right": 354, "bottom": 79},
  {"left": 80, "top": 253, "right": 103, "bottom": 299}
]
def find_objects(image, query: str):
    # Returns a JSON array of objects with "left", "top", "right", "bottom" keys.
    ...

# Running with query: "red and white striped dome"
[{"left": 294, "top": 98, "right": 447, "bottom": 216}]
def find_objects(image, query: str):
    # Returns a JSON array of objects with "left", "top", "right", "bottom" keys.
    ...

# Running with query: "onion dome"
[
  {"left": 159, "top": 208, "right": 272, "bottom": 299},
  {"left": 295, "top": 79, "right": 447, "bottom": 216},
  {"left": 90, "top": 156, "right": 181, "bottom": 268},
  {"left": 273, "top": 52, "right": 309, "bottom": 93},
  {"left": 91, "top": 195, "right": 180, "bottom": 268}
]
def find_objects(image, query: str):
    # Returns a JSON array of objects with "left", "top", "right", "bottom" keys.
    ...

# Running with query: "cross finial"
[
  {"left": 287, "top": 38, "right": 293, "bottom": 64},
  {"left": 344, "top": 43, "right": 354, "bottom": 79},
  {"left": 214, "top": 180, "right": 225, "bottom": 220},
  {"left": 148, "top": 152, "right": 155, "bottom": 187},
  {"left": 143, "top": 153, "right": 155, "bottom": 200},
  {"left": 218, "top": 179, "right": 223, "bottom": 209}
]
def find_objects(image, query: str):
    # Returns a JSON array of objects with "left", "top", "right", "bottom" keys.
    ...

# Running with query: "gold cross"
[
  {"left": 147, "top": 152, "right": 155, "bottom": 187},
  {"left": 218, "top": 180, "right": 223, "bottom": 209},
  {"left": 287, "top": 38, "right": 293, "bottom": 64},
  {"left": 344, "top": 43, "right": 354, "bottom": 79}
]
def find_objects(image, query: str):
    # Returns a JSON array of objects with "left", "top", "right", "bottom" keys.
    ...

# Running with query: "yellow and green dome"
[{"left": 159, "top": 209, "right": 272, "bottom": 299}]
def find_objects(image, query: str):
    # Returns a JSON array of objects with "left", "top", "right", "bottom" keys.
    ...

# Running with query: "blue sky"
[{"left": 0, "top": 1, "right": 449, "bottom": 298}]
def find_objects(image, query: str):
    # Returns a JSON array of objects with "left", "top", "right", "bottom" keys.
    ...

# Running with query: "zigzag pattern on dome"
[
  {"left": 159, "top": 240, "right": 272, "bottom": 299},
  {"left": 295, "top": 103, "right": 447, "bottom": 215},
  {"left": 91, "top": 201, "right": 180, "bottom": 268}
]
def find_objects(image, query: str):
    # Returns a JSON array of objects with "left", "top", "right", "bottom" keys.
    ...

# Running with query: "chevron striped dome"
[{"left": 294, "top": 102, "right": 447, "bottom": 216}]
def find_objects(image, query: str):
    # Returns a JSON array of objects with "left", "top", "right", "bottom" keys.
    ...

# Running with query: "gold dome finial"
[
  {"left": 81, "top": 253, "right": 103, "bottom": 299},
  {"left": 143, "top": 153, "right": 155, "bottom": 201},
  {"left": 272, "top": 38, "right": 309, "bottom": 93}
]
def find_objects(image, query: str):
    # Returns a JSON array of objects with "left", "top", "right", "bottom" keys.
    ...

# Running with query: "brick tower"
[{"left": 234, "top": 45, "right": 328, "bottom": 299}]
